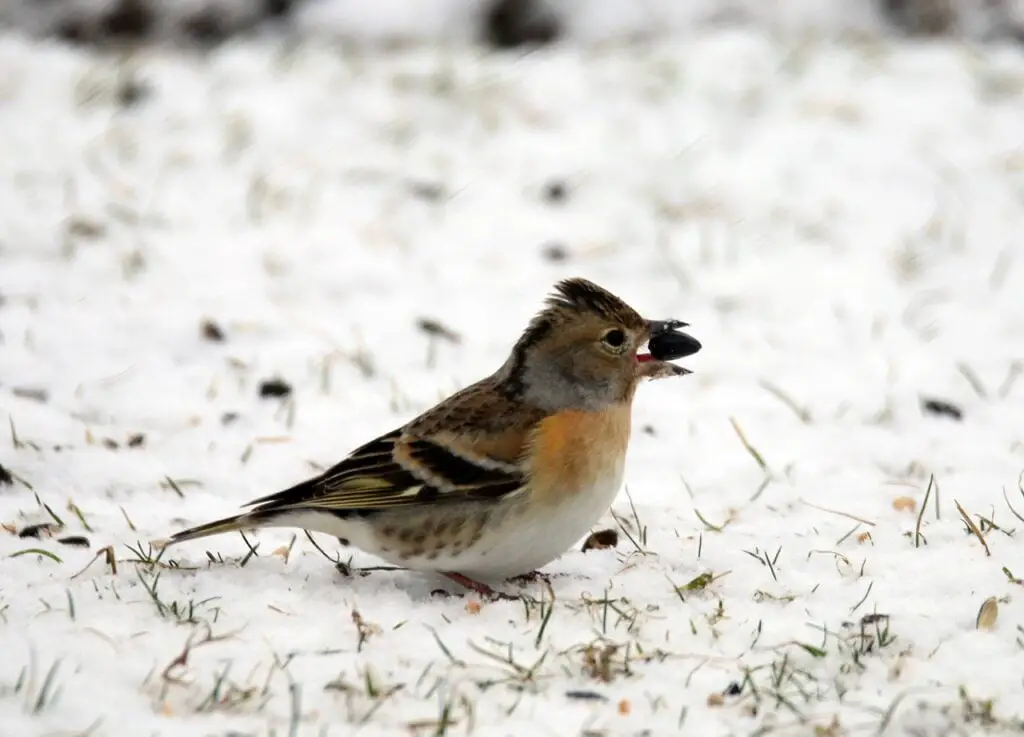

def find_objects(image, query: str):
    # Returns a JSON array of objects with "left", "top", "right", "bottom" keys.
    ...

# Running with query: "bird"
[{"left": 157, "top": 277, "right": 701, "bottom": 600}]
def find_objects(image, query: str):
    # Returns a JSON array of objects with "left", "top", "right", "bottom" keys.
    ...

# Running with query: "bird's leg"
[
  {"left": 442, "top": 572, "right": 517, "bottom": 601},
  {"left": 507, "top": 570, "right": 552, "bottom": 586}
]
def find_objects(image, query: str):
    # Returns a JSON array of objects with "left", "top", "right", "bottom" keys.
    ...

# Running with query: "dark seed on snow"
[
  {"left": 482, "top": 0, "right": 561, "bottom": 49},
  {"left": 182, "top": 8, "right": 230, "bottom": 45},
  {"left": 12, "top": 387, "right": 49, "bottom": 403},
  {"left": 542, "top": 180, "right": 568, "bottom": 204},
  {"left": 859, "top": 613, "right": 890, "bottom": 626},
  {"left": 264, "top": 0, "right": 295, "bottom": 18},
  {"left": 56, "top": 17, "right": 92, "bottom": 44},
  {"left": 921, "top": 397, "right": 963, "bottom": 421},
  {"left": 408, "top": 181, "right": 446, "bottom": 201},
  {"left": 565, "top": 690, "right": 607, "bottom": 701},
  {"left": 541, "top": 242, "right": 569, "bottom": 262},
  {"left": 201, "top": 319, "right": 226, "bottom": 342},
  {"left": 115, "top": 77, "right": 149, "bottom": 108},
  {"left": 18, "top": 523, "right": 58, "bottom": 539},
  {"left": 57, "top": 536, "right": 91, "bottom": 548},
  {"left": 259, "top": 378, "right": 292, "bottom": 398},
  {"left": 99, "top": 0, "right": 155, "bottom": 40},
  {"left": 581, "top": 528, "right": 619, "bottom": 552}
]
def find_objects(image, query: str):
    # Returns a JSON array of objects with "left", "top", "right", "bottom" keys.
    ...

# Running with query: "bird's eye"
[{"left": 601, "top": 328, "right": 626, "bottom": 349}]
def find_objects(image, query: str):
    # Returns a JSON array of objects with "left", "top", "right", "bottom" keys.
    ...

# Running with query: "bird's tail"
[{"left": 154, "top": 510, "right": 279, "bottom": 549}]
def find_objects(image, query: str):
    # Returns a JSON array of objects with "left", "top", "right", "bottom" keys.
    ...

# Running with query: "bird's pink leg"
[
  {"left": 442, "top": 572, "right": 517, "bottom": 601},
  {"left": 507, "top": 570, "right": 552, "bottom": 585}
]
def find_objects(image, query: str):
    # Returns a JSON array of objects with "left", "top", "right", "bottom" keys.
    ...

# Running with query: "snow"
[{"left": 2, "top": 22, "right": 1024, "bottom": 737}]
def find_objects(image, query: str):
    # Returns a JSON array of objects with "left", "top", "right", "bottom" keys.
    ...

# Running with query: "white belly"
[
  {"left": 451, "top": 464, "right": 625, "bottom": 579},
  {"left": 396, "top": 447, "right": 626, "bottom": 580}
]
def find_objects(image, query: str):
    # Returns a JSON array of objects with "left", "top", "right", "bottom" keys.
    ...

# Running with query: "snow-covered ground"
[{"left": 2, "top": 24, "right": 1024, "bottom": 737}]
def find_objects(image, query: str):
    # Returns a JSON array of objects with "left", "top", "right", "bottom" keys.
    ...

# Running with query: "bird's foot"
[
  {"left": 507, "top": 570, "right": 552, "bottom": 586},
  {"left": 441, "top": 571, "right": 518, "bottom": 601}
]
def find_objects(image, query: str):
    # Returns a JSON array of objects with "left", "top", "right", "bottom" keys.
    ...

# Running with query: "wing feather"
[{"left": 242, "top": 427, "right": 526, "bottom": 516}]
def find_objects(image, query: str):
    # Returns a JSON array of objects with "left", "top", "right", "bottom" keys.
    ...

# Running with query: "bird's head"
[{"left": 497, "top": 277, "right": 701, "bottom": 411}]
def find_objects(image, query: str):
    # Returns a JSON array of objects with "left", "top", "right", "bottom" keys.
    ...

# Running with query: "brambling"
[{"left": 159, "top": 277, "right": 701, "bottom": 599}]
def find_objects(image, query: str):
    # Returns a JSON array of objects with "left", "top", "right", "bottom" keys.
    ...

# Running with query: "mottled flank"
[{"left": 371, "top": 507, "right": 495, "bottom": 564}]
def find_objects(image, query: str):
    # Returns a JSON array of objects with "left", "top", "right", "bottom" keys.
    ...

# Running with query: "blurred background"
[{"left": 2, "top": 0, "right": 1024, "bottom": 47}]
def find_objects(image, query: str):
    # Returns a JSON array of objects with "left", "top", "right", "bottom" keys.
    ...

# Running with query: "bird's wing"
[{"left": 242, "top": 427, "right": 528, "bottom": 515}]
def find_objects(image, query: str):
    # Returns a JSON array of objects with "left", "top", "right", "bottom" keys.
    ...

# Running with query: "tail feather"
[{"left": 157, "top": 510, "right": 279, "bottom": 548}]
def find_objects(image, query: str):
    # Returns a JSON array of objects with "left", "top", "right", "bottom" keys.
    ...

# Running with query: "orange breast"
[{"left": 528, "top": 403, "right": 632, "bottom": 503}]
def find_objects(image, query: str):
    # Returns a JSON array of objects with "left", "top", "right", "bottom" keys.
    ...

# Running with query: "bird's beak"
[{"left": 636, "top": 318, "right": 701, "bottom": 379}]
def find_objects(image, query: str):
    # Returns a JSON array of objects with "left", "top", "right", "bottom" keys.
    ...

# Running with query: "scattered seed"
[
  {"left": 18, "top": 523, "right": 59, "bottom": 539},
  {"left": 201, "top": 319, "right": 226, "bottom": 342},
  {"left": 182, "top": 6, "right": 229, "bottom": 44},
  {"left": 541, "top": 242, "right": 570, "bottom": 262},
  {"left": 976, "top": 597, "right": 999, "bottom": 630},
  {"left": 482, "top": 0, "right": 561, "bottom": 49},
  {"left": 859, "top": 613, "right": 889, "bottom": 626},
  {"left": 892, "top": 496, "right": 916, "bottom": 513},
  {"left": 102, "top": 438, "right": 119, "bottom": 450},
  {"left": 581, "top": 528, "right": 619, "bottom": 552},
  {"left": 115, "top": 76, "right": 149, "bottom": 108},
  {"left": 65, "top": 217, "right": 105, "bottom": 240},
  {"left": 221, "top": 412, "right": 240, "bottom": 425},
  {"left": 12, "top": 387, "right": 49, "bottom": 403},
  {"left": 57, "top": 536, "right": 91, "bottom": 548},
  {"left": 565, "top": 690, "right": 607, "bottom": 701},
  {"left": 99, "top": 0, "right": 154, "bottom": 40},
  {"left": 407, "top": 180, "right": 446, "bottom": 201},
  {"left": 127, "top": 433, "right": 145, "bottom": 448},
  {"left": 707, "top": 693, "right": 725, "bottom": 707},
  {"left": 921, "top": 397, "right": 963, "bottom": 421},
  {"left": 617, "top": 698, "right": 631, "bottom": 716},
  {"left": 259, "top": 378, "right": 292, "bottom": 398},
  {"left": 542, "top": 179, "right": 568, "bottom": 204}
]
